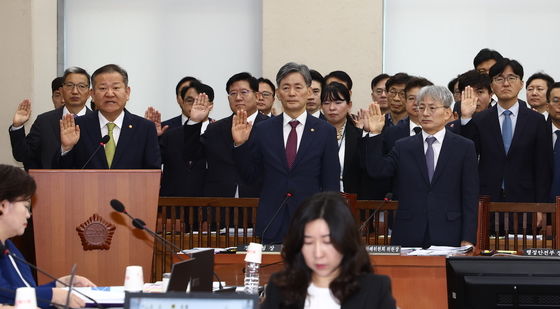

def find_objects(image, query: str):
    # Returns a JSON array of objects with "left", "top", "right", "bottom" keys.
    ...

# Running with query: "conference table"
[{"left": 212, "top": 254, "right": 448, "bottom": 309}]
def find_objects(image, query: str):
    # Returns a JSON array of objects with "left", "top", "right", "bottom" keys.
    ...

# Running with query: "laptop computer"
[{"left": 125, "top": 292, "right": 258, "bottom": 309}]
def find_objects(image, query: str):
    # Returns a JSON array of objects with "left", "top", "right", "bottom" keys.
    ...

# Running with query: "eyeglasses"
[
  {"left": 416, "top": 105, "right": 447, "bottom": 114},
  {"left": 373, "top": 88, "right": 387, "bottom": 96},
  {"left": 322, "top": 100, "right": 347, "bottom": 105},
  {"left": 228, "top": 89, "right": 253, "bottom": 97},
  {"left": 63, "top": 82, "right": 89, "bottom": 92},
  {"left": 259, "top": 91, "right": 273, "bottom": 98},
  {"left": 550, "top": 97, "right": 560, "bottom": 105},
  {"left": 492, "top": 75, "right": 520, "bottom": 84},
  {"left": 388, "top": 89, "right": 406, "bottom": 98}
]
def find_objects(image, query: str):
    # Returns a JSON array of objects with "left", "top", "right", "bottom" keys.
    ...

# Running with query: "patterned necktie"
[
  {"left": 425, "top": 136, "right": 436, "bottom": 182},
  {"left": 285, "top": 120, "right": 299, "bottom": 169},
  {"left": 551, "top": 130, "right": 560, "bottom": 201},
  {"left": 502, "top": 110, "right": 513, "bottom": 154},
  {"left": 105, "top": 123, "right": 116, "bottom": 168}
]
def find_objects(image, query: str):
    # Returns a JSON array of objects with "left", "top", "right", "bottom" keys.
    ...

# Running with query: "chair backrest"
[
  {"left": 476, "top": 196, "right": 560, "bottom": 251},
  {"left": 352, "top": 199, "right": 399, "bottom": 245}
]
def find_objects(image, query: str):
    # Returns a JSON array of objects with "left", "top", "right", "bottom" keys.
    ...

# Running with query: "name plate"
[
  {"left": 365, "top": 245, "right": 401, "bottom": 255},
  {"left": 523, "top": 248, "right": 560, "bottom": 257},
  {"left": 236, "top": 244, "right": 282, "bottom": 254}
]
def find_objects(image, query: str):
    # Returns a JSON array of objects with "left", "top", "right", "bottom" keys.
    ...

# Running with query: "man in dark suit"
[
  {"left": 161, "top": 76, "right": 200, "bottom": 130},
  {"left": 306, "top": 69, "right": 325, "bottom": 119},
  {"left": 362, "top": 85, "right": 479, "bottom": 247},
  {"left": 459, "top": 59, "right": 552, "bottom": 205},
  {"left": 159, "top": 82, "right": 215, "bottom": 197},
  {"left": 184, "top": 72, "right": 268, "bottom": 198},
  {"left": 56, "top": 64, "right": 160, "bottom": 169},
  {"left": 9, "top": 67, "right": 92, "bottom": 170},
  {"left": 546, "top": 83, "right": 560, "bottom": 201},
  {"left": 232, "top": 62, "right": 340, "bottom": 244}
]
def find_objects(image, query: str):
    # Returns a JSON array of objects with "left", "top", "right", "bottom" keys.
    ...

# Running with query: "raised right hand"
[
  {"left": 189, "top": 93, "right": 211, "bottom": 122},
  {"left": 460, "top": 86, "right": 478, "bottom": 119},
  {"left": 12, "top": 99, "right": 31, "bottom": 127},
  {"left": 59, "top": 114, "right": 80, "bottom": 152},
  {"left": 360, "top": 102, "right": 385, "bottom": 134},
  {"left": 231, "top": 110, "right": 253, "bottom": 146}
]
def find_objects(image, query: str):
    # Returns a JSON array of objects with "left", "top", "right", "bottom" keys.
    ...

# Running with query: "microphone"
[
  {"left": 359, "top": 192, "right": 392, "bottom": 232},
  {"left": 64, "top": 264, "right": 77, "bottom": 309},
  {"left": 109, "top": 199, "right": 229, "bottom": 291},
  {"left": 260, "top": 191, "right": 293, "bottom": 244},
  {"left": 80, "top": 135, "right": 110, "bottom": 169},
  {"left": 0, "top": 241, "right": 103, "bottom": 309}
]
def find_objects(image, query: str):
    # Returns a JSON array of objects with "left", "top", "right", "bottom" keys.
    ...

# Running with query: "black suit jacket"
[
  {"left": 366, "top": 129, "right": 479, "bottom": 246},
  {"left": 183, "top": 113, "right": 269, "bottom": 197},
  {"left": 161, "top": 115, "right": 182, "bottom": 130},
  {"left": 56, "top": 110, "right": 161, "bottom": 169},
  {"left": 262, "top": 273, "right": 396, "bottom": 309},
  {"left": 341, "top": 121, "right": 362, "bottom": 194},
  {"left": 9, "top": 107, "right": 92, "bottom": 169},
  {"left": 459, "top": 103, "right": 552, "bottom": 202},
  {"left": 159, "top": 125, "right": 206, "bottom": 196}
]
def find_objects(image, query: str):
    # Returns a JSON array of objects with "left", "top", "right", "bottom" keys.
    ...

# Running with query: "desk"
[{"left": 213, "top": 254, "right": 447, "bottom": 309}]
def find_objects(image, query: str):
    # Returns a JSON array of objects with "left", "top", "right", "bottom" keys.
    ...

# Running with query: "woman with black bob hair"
[
  {"left": 0, "top": 164, "right": 95, "bottom": 308},
  {"left": 262, "top": 192, "right": 396, "bottom": 309}
]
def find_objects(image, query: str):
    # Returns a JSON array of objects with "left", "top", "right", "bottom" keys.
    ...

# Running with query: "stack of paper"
[{"left": 405, "top": 245, "right": 473, "bottom": 256}]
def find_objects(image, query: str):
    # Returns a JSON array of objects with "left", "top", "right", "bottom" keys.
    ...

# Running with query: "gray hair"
[
  {"left": 276, "top": 62, "right": 312, "bottom": 87},
  {"left": 62, "top": 66, "right": 91, "bottom": 86},
  {"left": 416, "top": 85, "right": 454, "bottom": 108}
]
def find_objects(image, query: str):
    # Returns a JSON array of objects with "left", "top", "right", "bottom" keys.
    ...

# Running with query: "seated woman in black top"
[{"left": 261, "top": 192, "right": 396, "bottom": 309}]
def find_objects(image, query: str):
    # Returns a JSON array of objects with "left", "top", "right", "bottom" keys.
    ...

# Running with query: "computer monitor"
[
  {"left": 166, "top": 248, "right": 215, "bottom": 292},
  {"left": 125, "top": 292, "right": 257, "bottom": 309},
  {"left": 446, "top": 256, "right": 560, "bottom": 309}
]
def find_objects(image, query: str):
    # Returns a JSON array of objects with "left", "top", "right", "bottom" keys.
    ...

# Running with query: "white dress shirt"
[
  {"left": 422, "top": 128, "right": 446, "bottom": 170},
  {"left": 283, "top": 111, "right": 307, "bottom": 151},
  {"left": 63, "top": 106, "right": 88, "bottom": 118},
  {"left": 409, "top": 119, "right": 421, "bottom": 136},
  {"left": 496, "top": 101, "right": 519, "bottom": 132},
  {"left": 99, "top": 111, "right": 125, "bottom": 145}
]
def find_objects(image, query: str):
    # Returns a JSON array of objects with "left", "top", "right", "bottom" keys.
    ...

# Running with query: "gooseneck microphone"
[
  {"left": 359, "top": 192, "right": 393, "bottom": 232},
  {"left": 109, "top": 199, "right": 228, "bottom": 290},
  {"left": 260, "top": 192, "right": 293, "bottom": 244},
  {"left": 0, "top": 242, "right": 103, "bottom": 309},
  {"left": 81, "top": 135, "right": 110, "bottom": 169}
]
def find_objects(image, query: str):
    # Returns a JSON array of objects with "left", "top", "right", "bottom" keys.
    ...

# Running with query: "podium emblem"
[{"left": 76, "top": 213, "right": 116, "bottom": 250}]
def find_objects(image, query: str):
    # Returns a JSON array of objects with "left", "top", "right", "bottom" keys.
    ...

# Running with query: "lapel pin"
[
  {"left": 128, "top": 124, "right": 133, "bottom": 128},
  {"left": 310, "top": 128, "right": 315, "bottom": 132}
]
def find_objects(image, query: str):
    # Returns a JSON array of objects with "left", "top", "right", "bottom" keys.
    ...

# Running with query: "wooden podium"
[{"left": 29, "top": 170, "right": 160, "bottom": 286}]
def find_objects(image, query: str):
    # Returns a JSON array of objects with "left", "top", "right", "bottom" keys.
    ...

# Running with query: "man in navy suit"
[
  {"left": 459, "top": 59, "right": 552, "bottom": 205},
  {"left": 231, "top": 62, "right": 340, "bottom": 244},
  {"left": 57, "top": 64, "right": 160, "bottom": 169},
  {"left": 9, "top": 67, "right": 93, "bottom": 170},
  {"left": 160, "top": 76, "right": 200, "bottom": 130},
  {"left": 547, "top": 83, "right": 560, "bottom": 202},
  {"left": 363, "top": 86, "right": 479, "bottom": 247}
]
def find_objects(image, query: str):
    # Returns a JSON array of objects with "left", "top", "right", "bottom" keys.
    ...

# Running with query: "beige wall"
[
  {"left": 263, "top": 0, "right": 384, "bottom": 113},
  {"left": 0, "top": 0, "right": 57, "bottom": 166}
]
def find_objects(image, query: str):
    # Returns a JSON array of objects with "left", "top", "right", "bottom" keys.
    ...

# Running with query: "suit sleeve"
[
  {"left": 374, "top": 275, "right": 397, "bottom": 309},
  {"left": 143, "top": 121, "right": 162, "bottom": 169},
  {"left": 459, "top": 119, "right": 481, "bottom": 155},
  {"left": 182, "top": 122, "right": 205, "bottom": 162},
  {"left": 232, "top": 129, "right": 262, "bottom": 184},
  {"left": 9, "top": 121, "right": 42, "bottom": 169},
  {"left": 321, "top": 126, "right": 341, "bottom": 191},
  {"left": 260, "top": 279, "right": 281, "bottom": 309},
  {"left": 534, "top": 117, "right": 553, "bottom": 202},
  {"left": 364, "top": 135, "right": 399, "bottom": 179},
  {"left": 461, "top": 140, "right": 479, "bottom": 244}
]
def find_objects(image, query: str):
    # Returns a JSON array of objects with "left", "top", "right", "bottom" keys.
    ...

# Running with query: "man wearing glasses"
[
  {"left": 185, "top": 72, "right": 269, "bottom": 198},
  {"left": 9, "top": 67, "right": 93, "bottom": 169},
  {"left": 361, "top": 85, "right": 479, "bottom": 247},
  {"left": 257, "top": 77, "right": 276, "bottom": 117},
  {"left": 459, "top": 58, "right": 552, "bottom": 229},
  {"left": 385, "top": 73, "right": 411, "bottom": 128}
]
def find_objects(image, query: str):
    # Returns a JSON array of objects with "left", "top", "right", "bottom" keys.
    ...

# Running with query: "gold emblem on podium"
[{"left": 76, "top": 213, "right": 116, "bottom": 250}]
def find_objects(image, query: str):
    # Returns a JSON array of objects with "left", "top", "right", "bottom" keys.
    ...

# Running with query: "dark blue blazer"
[
  {"left": 459, "top": 103, "right": 552, "bottom": 202},
  {"left": 365, "top": 129, "right": 479, "bottom": 247},
  {"left": 9, "top": 107, "right": 92, "bottom": 170},
  {"left": 183, "top": 113, "right": 269, "bottom": 197},
  {"left": 161, "top": 115, "right": 182, "bottom": 130},
  {"left": 56, "top": 110, "right": 161, "bottom": 169},
  {"left": 0, "top": 240, "right": 55, "bottom": 308},
  {"left": 234, "top": 113, "right": 340, "bottom": 243}
]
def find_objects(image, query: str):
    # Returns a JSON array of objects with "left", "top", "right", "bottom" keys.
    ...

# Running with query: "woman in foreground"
[
  {"left": 262, "top": 192, "right": 396, "bottom": 309},
  {"left": 0, "top": 164, "right": 95, "bottom": 308}
]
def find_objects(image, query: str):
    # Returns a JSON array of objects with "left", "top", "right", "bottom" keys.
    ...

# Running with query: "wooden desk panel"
[{"left": 213, "top": 254, "right": 447, "bottom": 309}]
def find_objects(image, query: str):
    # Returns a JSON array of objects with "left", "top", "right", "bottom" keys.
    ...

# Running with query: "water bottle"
[
  {"left": 243, "top": 242, "right": 263, "bottom": 294},
  {"left": 244, "top": 261, "right": 260, "bottom": 294}
]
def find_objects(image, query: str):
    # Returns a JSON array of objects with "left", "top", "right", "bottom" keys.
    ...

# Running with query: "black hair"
[
  {"left": 488, "top": 58, "right": 524, "bottom": 80},
  {"left": 175, "top": 76, "right": 200, "bottom": 96},
  {"left": 226, "top": 72, "right": 259, "bottom": 93},
  {"left": 473, "top": 48, "right": 503, "bottom": 68},
  {"left": 526, "top": 72, "right": 555, "bottom": 90},
  {"left": 271, "top": 192, "right": 372, "bottom": 305},
  {"left": 0, "top": 165, "right": 36, "bottom": 215},
  {"left": 547, "top": 82, "right": 560, "bottom": 102},
  {"left": 324, "top": 70, "right": 353, "bottom": 90},
  {"left": 457, "top": 70, "right": 492, "bottom": 92},
  {"left": 371, "top": 73, "right": 390, "bottom": 90},
  {"left": 321, "top": 82, "right": 351, "bottom": 103},
  {"left": 180, "top": 81, "right": 215, "bottom": 102},
  {"left": 385, "top": 72, "right": 411, "bottom": 91},
  {"left": 405, "top": 77, "right": 433, "bottom": 94},
  {"left": 62, "top": 67, "right": 91, "bottom": 86},
  {"left": 51, "top": 77, "right": 64, "bottom": 93},
  {"left": 309, "top": 69, "right": 324, "bottom": 85},
  {"left": 91, "top": 64, "right": 128, "bottom": 87},
  {"left": 257, "top": 77, "right": 276, "bottom": 96},
  {"left": 447, "top": 76, "right": 459, "bottom": 93}
]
